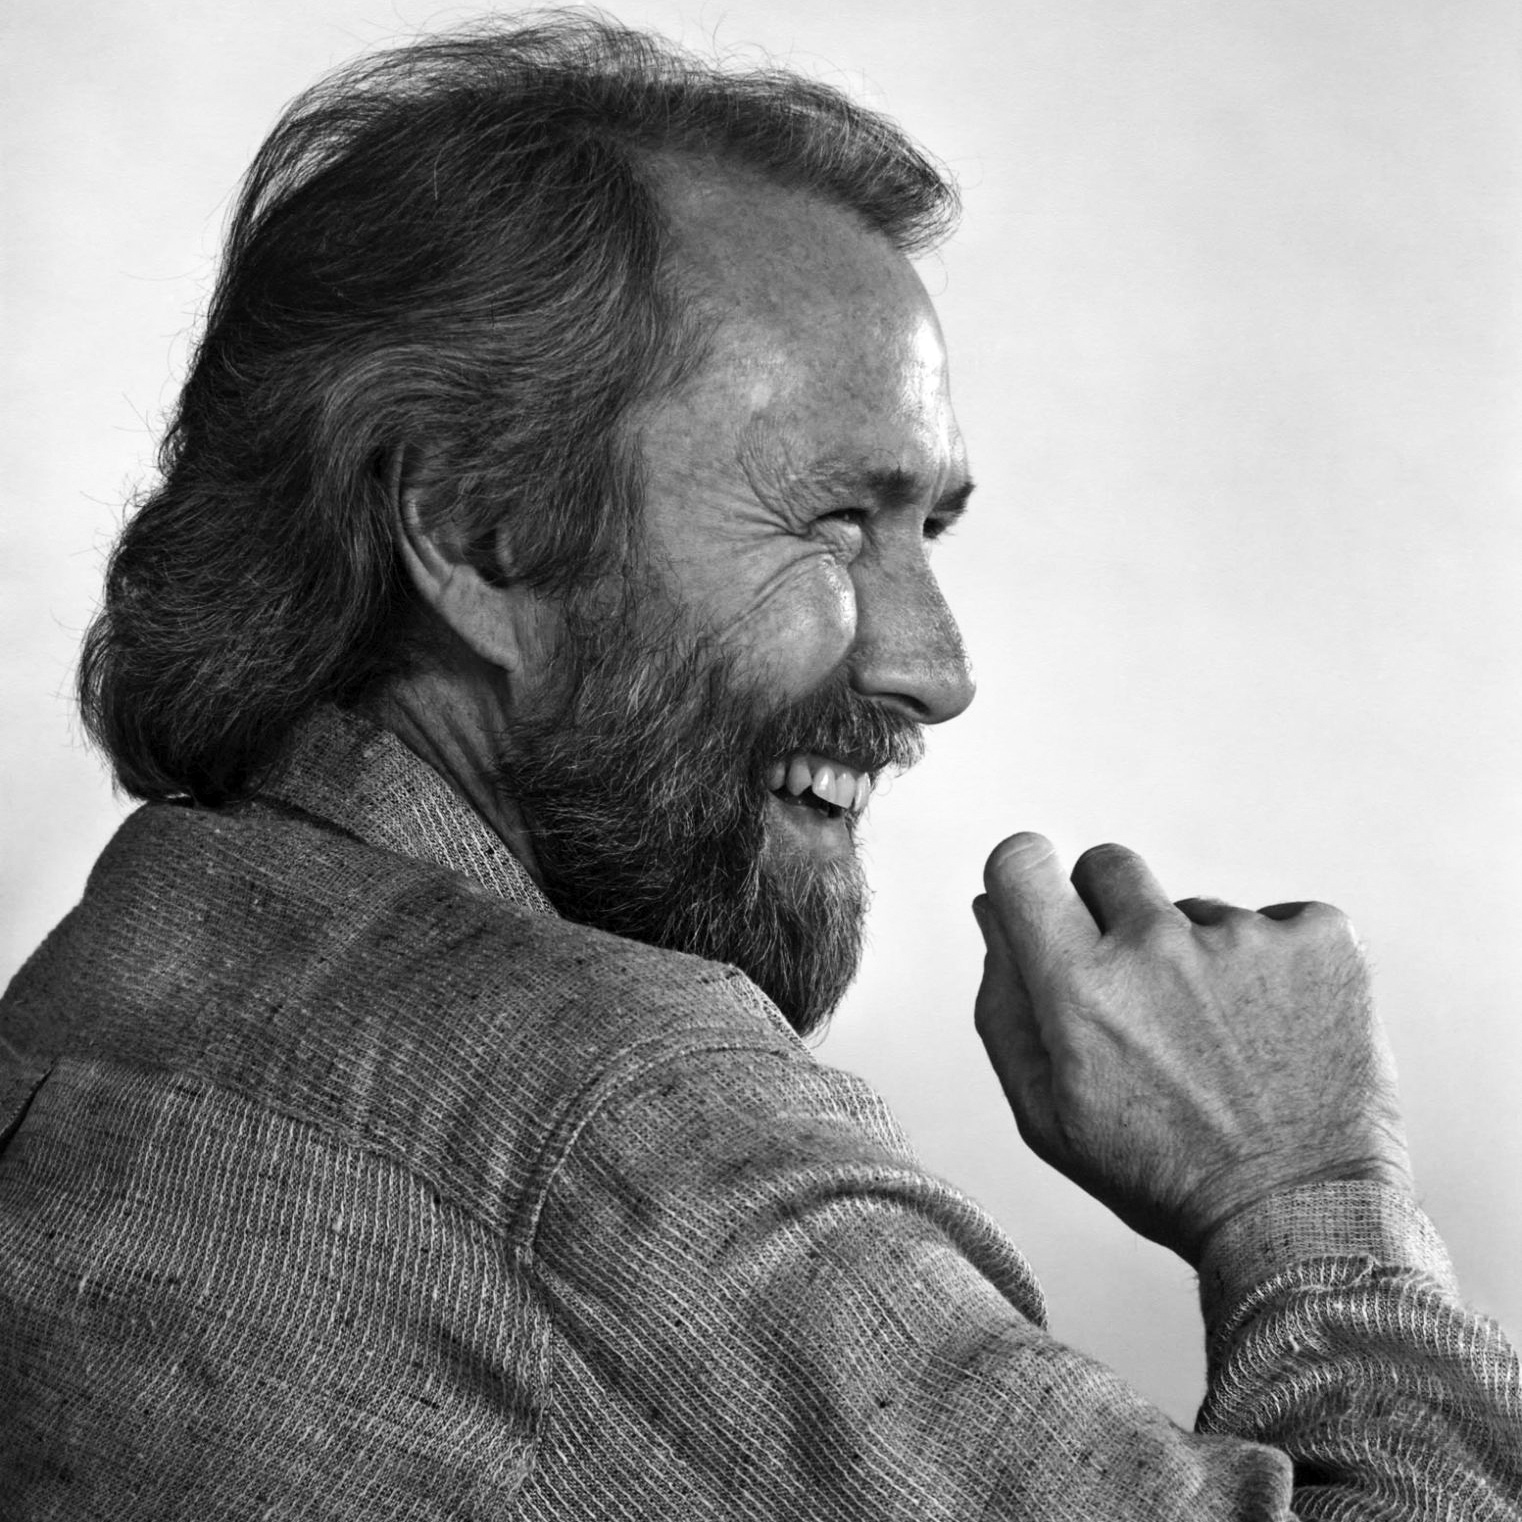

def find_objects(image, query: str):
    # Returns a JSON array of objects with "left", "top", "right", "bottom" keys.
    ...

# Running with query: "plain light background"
[{"left": 4, "top": 0, "right": 1519, "bottom": 1426}]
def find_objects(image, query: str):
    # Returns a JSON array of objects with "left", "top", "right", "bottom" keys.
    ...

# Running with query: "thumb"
[{"left": 973, "top": 892, "right": 1059, "bottom": 1157}]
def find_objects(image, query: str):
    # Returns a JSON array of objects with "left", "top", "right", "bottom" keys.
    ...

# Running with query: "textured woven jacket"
[{"left": 2, "top": 705, "right": 1519, "bottom": 1519}]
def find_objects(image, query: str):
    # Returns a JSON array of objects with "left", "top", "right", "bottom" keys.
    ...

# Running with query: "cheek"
[{"left": 717, "top": 553, "right": 858, "bottom": 695}]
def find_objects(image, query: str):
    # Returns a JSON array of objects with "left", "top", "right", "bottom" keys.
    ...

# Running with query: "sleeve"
[
  {"left": 1197, "top": 1181, "right": 1522, "bottom": 1517},
  {"left": 519, "top": 1035, "right": 1522, "bottom": 1521}
]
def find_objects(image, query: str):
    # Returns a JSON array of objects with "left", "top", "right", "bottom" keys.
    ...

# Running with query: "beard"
[{"left": 491, "top": 576, "right": 924, "bottom": 1038}]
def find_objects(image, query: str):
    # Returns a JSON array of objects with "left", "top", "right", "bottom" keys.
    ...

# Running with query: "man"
[{"left": 1, "top": 13, "right": 1517, "bottom": 1517}]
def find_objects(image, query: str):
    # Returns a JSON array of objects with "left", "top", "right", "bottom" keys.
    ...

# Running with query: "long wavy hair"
[{"left": 78, "top": 12, "right": 958, "bottom": 804}]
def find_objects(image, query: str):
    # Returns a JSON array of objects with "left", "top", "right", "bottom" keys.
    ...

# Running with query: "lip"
[
  {"left": 764, "top": 789, "right": 856, "bottom": 859},
  {"left": 806, "top": 749, "right": 878, "bottom": 778}
]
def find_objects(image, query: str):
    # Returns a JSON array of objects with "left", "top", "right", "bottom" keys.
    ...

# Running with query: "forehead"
[
  {"left": 645, "top": 167, "right": 964, "bottom": 487},
  {"left": 660, "top": 162, "right": 928, "bottom": 321}
]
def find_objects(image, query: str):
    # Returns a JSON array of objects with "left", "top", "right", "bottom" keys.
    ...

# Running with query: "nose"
[{"left": 847, "top": 552, "right": 975, "bottom": 724}]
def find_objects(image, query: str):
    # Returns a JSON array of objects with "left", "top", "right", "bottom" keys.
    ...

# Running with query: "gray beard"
[{"left": 490, "top": 585, "right": 922, "bottom": 1038}]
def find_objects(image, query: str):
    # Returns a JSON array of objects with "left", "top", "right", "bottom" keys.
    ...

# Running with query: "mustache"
[
  {"left": 749, "top": 674, "right": 926, "bottom": 785},
  {"left": 552, "top": 593, "right": 926, "bottom": 790}
]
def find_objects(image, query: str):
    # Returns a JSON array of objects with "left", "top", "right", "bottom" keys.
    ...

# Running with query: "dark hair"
[{"left": 79, "top": 11, "right": 959, "bottom": 804}]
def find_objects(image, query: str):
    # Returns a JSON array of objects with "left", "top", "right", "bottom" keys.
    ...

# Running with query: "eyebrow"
[{"left": 805, "top": 462, "right": 976, "bottom": 520}]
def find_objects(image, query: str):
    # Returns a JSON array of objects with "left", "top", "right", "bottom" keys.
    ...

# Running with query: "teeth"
[
  {"left": 829, "top": 768, "right": 855, "bottom": 810},
  {"left": 771, "top": 751, "right": 874, "bottom": 815},
  {"left": 811, "top": 763, "right": 837, "bottom": 806}
]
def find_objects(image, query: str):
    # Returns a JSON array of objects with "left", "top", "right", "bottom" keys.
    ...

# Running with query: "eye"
[
  {"left": 923, "top": 514, "right": 958, "bottom": 542},
  {"left": 813, "top": 507, "right": 869, "bottom": 545}
]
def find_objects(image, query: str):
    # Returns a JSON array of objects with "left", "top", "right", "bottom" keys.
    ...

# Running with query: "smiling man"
[
  {"left": 1, "top": 15, "right": 1518, "bottom": 1520},
  {"left": 378, "top": 158, "right": 972, "bottom": 1038}
]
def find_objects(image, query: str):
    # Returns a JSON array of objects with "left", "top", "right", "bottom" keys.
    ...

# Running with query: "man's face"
[{"left": 496, "top": 176, "right": 975, "bottom": 1035}]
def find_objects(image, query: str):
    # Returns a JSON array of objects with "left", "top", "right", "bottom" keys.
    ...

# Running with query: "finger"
[
  {"left": 1256, "top": 900, "right": 1314, "bottom": 922},
  {"left": 982, "top": 833, "right": 1098, "bottom": 961},
  {"left": 1173, "top": 895, "right": 1240, "bottom": 927},
  {"left": 1256, "top": 900, "right": 1361, "bottom": 952},
  {"left": 1069, "top": 842, "right": 1177, "bottom": 934}
]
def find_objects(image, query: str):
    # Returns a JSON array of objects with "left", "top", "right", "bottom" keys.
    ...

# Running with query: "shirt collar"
[{"left": 257, "top": 703, "right": 556, "bottom": 916}]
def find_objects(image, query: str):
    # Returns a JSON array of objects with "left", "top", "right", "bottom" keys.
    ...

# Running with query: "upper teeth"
[{"left": 766, "top": 752, "right": 872, "bottom": 814}]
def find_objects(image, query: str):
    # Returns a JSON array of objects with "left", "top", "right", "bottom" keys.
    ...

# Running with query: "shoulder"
[{"left": 2, "top": 798, "right": 802, "bottom": 1239}]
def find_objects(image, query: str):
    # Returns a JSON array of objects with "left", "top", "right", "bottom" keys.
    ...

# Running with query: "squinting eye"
[
  {"left": 814, "top": 508, "right": 868, "bottom": 543},
  {"left": 923, "top": 516, "right": 957, "bottom": 542}
]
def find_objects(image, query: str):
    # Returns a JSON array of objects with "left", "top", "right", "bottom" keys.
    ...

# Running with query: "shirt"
[{"left": 2, "top": 703, "right": 1518, "bottom": 1518}]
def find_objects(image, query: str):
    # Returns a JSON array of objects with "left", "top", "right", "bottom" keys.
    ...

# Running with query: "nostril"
[
  {"left": 846, "top": 595, "right": 973, "bottom": 724},
  {"left": 852, "top": 677, "right": 971, "bottom": 727}
]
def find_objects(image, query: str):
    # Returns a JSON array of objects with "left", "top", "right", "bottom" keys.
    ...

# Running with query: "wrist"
[
  {"left": 1182, "top": 1151, "right": 1416, "bottom": 1267},
  {"left": 1197, "top": 1178, "right": 1457, "bottom": 1339}
]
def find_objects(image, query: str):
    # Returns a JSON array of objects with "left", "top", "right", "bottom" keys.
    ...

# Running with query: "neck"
[{"left": 367, "top": 666, "right": 548, "bottom": 890}]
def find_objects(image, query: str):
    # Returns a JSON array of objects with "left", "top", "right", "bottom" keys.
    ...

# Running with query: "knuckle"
[
  {"left": 1299, "top": 900, "right": 1358, "bottom": 942},
  {"left": 1261, "top": 898, "right": 1356, "bottom": 939},
  {"left": 1175, "top": 896, "right": 1247, "bottom": 930},
  {"left": 1132, "top": 902, "right": 1192, "bottom": 939},
  {"left": 1205, "top": 906, "right": 1259, "bottom": 948},
  {"left": 1297, "top": 898, "right": 1344, "bottom": 923}
]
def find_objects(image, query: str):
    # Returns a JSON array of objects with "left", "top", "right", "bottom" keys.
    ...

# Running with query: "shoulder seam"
[{"left": 522, "top": 970, "right": 803, "bottom": 1247}]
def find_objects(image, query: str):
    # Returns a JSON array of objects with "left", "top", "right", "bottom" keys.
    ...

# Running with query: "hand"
[{"left": 972, "top": 834, "right": 1413, "bottom": 1264}]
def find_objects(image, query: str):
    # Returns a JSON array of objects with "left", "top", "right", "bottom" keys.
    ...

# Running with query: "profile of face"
[{"left": 496, "top": 174, "right": 975, "bottom": 1036}]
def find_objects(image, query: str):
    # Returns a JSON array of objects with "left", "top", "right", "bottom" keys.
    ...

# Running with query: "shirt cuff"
[{"left": 1197, "top": 1180, "right": 1459, "bottom": 1331}]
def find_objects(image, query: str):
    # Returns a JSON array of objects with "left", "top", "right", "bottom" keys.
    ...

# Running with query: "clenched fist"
[{"left": 972, "top": 834, "right": 1413, "bottom": 1265}]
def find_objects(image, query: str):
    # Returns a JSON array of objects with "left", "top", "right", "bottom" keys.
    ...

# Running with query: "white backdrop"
[{"left": 5, "top": 0, "right": 1519, "bottom": 1425}]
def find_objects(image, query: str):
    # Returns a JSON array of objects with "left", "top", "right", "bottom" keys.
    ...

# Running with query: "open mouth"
[{"left": 765, "top": 751, "right": 873, "bottom": 823}]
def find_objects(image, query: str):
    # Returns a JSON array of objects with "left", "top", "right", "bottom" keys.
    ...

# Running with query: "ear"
[{"left": 388, "top": 446, "right": 545, "bottom": 677}]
